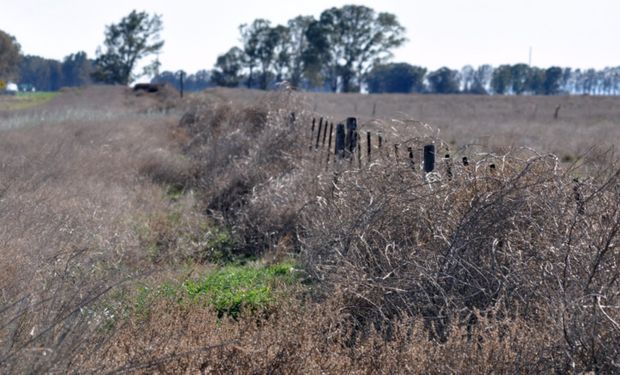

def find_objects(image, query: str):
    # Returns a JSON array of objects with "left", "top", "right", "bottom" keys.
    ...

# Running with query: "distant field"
[
  {"left": 197, "top": 88, "right": 620, "bottom": 162},
  {"left": 0, "top": 91, "right": 58, "bottom": 111}
]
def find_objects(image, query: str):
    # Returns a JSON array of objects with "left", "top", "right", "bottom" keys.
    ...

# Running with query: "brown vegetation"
[{"left": 1, "top": 87, "right": 619, "bottom": 373}]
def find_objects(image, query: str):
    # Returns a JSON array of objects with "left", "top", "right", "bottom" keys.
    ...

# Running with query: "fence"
[{"left": 304, "top": 115, "right": 486, "bottom": 179}]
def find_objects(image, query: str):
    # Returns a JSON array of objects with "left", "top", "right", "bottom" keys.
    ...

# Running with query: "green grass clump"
[{"left": 184, "top": 262, "right": 298, "bottom": 318}]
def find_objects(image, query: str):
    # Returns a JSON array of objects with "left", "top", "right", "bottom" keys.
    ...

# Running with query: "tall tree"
[
  {"left": 305, "top": 5, "right": 406, "bottom": 92},
  {"left": 287, "top": 16, "right": 314, "bottom": 89},
  {"left": 92, "top": 10, "right": 164, "bottom": 85},
  {"left": 211, "top": 47, "right": 245, "bottom": 87},
  {"left": 510, "top": 63, "right": 530, "bottom": 95},
  {"left": 18, "top": 55, "right": 63, "bottom": 91},
  {"left": 470, "top": 65, "right": 493, "bottom": 94},
  {"left": 61, "top": 52, "right": 93, "bottom": 87},
  {"left": 543, "top": 66, "right": 563, "bottom": 95},
  {"left": 491, "top": 65, "right": 512, "bottom": 94},
  {"left": 0, "top": 30, "right": 20, "bottom": 81},
  {"left": 239, "top": 19, "right": 271, "bottom": 89},
  {"left": 427, "top": 67, "right": 460, "bottom": 94}
]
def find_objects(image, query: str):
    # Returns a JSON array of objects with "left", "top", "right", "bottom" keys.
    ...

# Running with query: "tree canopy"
[
  {"left": 92, "top": 10, "right": 164, "bottom": 85},
  {"left": 0, "top": 29, "right": 21, "bottom": 81}
]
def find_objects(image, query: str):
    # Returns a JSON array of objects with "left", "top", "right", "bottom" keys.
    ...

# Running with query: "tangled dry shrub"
[
  {"left": 179, "top": 90, "right": 315, "bottom": 259},
  {"left": 74, "top": 288, "right": 556, "bottom": 374},
  {"left": 300, "top": 136, "right": 620, "bottom": 372}
]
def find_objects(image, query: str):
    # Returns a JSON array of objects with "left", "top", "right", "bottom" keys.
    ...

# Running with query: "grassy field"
[
  {"left": 1, "top": 86, "right": 618, "bottom": 373},
  {"left": 0, "top": 91, "right": 58, "bottom": 111}
]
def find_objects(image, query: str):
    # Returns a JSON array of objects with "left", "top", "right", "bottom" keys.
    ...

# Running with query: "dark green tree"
[
  {"left": 543, "top": 66, "right": 563, "bottom": 95},
  {"left": 491, "top": 65, "right": 512, "bottom": 94},
  {"left": 305, "top": 5, "right": 406, "bottom": 92},
  {"left": 511, "top": 63, "right": 530, "bottom": 95},
  {"left": 92, "top": 10, "right": 164, "bottom": 85},
  {"left": 470, "top": 65, "right": 493, "bottom": 94},
  {"left": 526, "top": 67, "right": 546, "bottom": 94},
  {"left": 61, "top": 52, "right": 93, "bottom": 87},
  {"left": 211, "top": 47, "right": 245, "bottom": 87},
  {"left": 18, "top": 55, "right": 63, "bottom": 91},
  {"left": 366, "top": 63, "right": 426, "bottom": 93},
  {"left": 0, "top": 30, "right": 20, "bottom": 81},
  {"left": 287, "top": 16, "right": 314, "bottom": 88},
  {"left": 427, "top": 67, "right": 460, "bottom": 94}
]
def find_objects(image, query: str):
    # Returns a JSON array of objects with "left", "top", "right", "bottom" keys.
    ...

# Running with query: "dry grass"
[{"left": 1, "top": 86, "right": 619, "bottom": 373}]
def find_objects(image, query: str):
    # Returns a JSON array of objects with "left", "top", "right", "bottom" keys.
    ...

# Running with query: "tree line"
[{"left": 2, "top": 7, "right": 620, "bottom": 96}]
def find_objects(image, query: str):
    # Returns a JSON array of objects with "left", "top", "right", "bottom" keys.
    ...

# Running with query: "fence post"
[
  {"left": 316, "top": 117, "right": 323, "bottom": 149},
  {"left": 462, "top": 156, "right": 469, "bottom": 166},
  {"left": 394, "top": 144, "right": 399, "bottom": 159},
  {"left": 357, "top": 132, "right": 362, "bottom": 167},
  {"left": 179, "top": 71, "right": 184, "bottom": 98},
  {"left": 322, "top": 120, "right": 329, "bottom": 147},
  {"left": 367, "top": 131, "right": 371, "bottom": 163},
  {"left": 289, "top": 112, "right": 296, "bottom": 126},
  {"left": 408, "top": 147, "right": 415, "bottom": 169},
  {"left": 335, "top": 123, "right": 346, "bottom": 159},
  {"left": 423, "top": 144, "right": 435, "bottom": 173},
  {"left": 326, "top": 123, "right": 334, "bottom": 167},
  {"left": 345, "top": 117, "right": 357, "bottom": 159},
  {"left": 310, "top": 118, "right": 316, "bottom": 150},
  {"left": 445, "top": 154, "right": 453, "bottom": 180}
]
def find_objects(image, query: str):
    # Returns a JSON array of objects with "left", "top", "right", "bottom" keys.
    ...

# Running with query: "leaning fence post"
[
  {"left": 316, "top": 117, "right": 323, "bottom": 149},
  {"left": 345, "top": 117, "right": 357, "bottom": 159},
  {"left": 423, "top": 144, "right": 435, "bottom": 173},
  {"left": 326, "top": 123, "right": 334, "bottom": 167},
  {"left": 335, "top": 123, "right": 345, "bottom": 159}
]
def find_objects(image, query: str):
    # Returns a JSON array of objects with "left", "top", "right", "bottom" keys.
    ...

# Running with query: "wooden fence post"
[
  {"left": 357, "top": 132, "right": 362, "bottom": 167},
  {"left": 367, "top": 131, "right": 371, "bottom": 163},
  {"left": 326, "top": 123, "right": 334, "bottom": 167},
  {"left": 179, "top": 71, "right": 184, "bottom": 98},
  {"left": 423, "top": 144, "right": 435, "bottom": 173},
  {"left": 335, "top": 123, "right": 346, "bottom": 159},
  {"left": 394, "top": 144, "right": 399, "bottom": 159},
  {"left": 316, "top": 117, "right": 323, "bottom": 149},
  {"left": 462, "top": 156, "right": 469, "bottom": 166},
  {"left": 408, "top": 147, "right": 415, "bottom": 169},
  {"left": 345, "top": 117, "right": 357, "bottom": 159},
  {"left": 445, "top": 154, "right": 453, "bottom": 180},
  {"left": 310, "top": 118, "right": 316, "bottom": 150}
]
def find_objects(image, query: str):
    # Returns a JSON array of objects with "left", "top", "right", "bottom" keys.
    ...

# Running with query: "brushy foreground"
[{"left": 1, "top": 87, "right": 619, "bottom": 373}]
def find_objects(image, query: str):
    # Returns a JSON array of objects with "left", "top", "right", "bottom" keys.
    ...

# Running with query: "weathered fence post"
[
  {"left": 378, "top": 134, "right": 383, "bottom": 149},
  {"left": 326, "top": 123, "right": 334, "bottom": 167},
  {"left": 408, "top": 147, "right": 415, "bottom": 169},
  {"left": 335, "top": 123, "right": 346, "bottom": 159},
  {"left": 310, "top": 118, "right": 316, "bottom": 150},
  {"left": 367, "top": 131, "right": 371, "bottom": 163},
  {"left": 357, "top": 132, "right": 362, "bottom": 167},
  {"left": 394, "top": 144, "right": 400, "bottom": 159},
  {"left": 423, "top": 144, "right": 435, "bottom": 173},
  {"left": 445, "top": 154, "right": 453, "bottom": 180},
  {"left": 345, "top": 117, "right": 357, "bottom": 159},
  {"left": 289, "top": 112, "right": 296, "bottom": 126},
  {"left": 462, "top": 156, "right": 469, "bottom": 166},
  {"left": 179, "top": 71, "right": 184, "bottom": 98},
  {"left": 316, "top": 117, "right": 323, "bottom": 149},
  {"left": 322, "top": 121, "right": 329, "bottom": 147}
]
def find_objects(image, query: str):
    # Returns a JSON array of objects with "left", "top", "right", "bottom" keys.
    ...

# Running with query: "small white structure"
[{"left": 6, "top": 82, "right": 18, "bottom": 92}]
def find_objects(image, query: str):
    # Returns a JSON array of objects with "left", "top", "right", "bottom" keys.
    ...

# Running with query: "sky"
[{"left": 3, "top": 0, "right": 619, "bottom": 75}]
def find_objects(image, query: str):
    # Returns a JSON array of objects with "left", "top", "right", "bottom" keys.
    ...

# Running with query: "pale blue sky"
[{"left": 3, "top": 0, "right": 619, "bottom": 74}]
